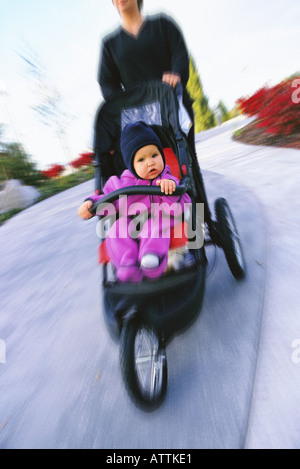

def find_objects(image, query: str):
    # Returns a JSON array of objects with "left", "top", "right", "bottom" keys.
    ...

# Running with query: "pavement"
[
  {"left": 196, "top": 117, "right": 300, "bottom": 449},
  {"left": 0, "top": 117, "right": 299, "bottom": 449}
]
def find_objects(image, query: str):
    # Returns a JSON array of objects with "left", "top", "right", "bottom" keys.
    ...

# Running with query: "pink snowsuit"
[{"left": 87, "top": 165, "right": 191, "bottom": 283}]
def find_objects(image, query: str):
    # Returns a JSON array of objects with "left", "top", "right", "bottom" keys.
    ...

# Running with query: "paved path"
[
  {"left": 0, "top": 118, "right": 299, "bottom": 448},
  {"left": 196, "top": 118, "right": 300, "bottom": 449}
]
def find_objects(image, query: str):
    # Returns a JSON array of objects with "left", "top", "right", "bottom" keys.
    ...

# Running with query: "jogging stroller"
[{"left": 90, "top": 81, "right": 245, "bottom": 411}]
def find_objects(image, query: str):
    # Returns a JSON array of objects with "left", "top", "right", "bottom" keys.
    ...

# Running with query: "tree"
[
  {"left": 0, "top": 125, "right": 8, "bottom": 181},
  {"left": 187, "top": 57, "right": 216, "bottom": 132},
  {"left": 217, "top": 100, "right": 231, "bottom": 123},
  {"left": 0, "top": 142, "right": 42, "bottom": 186}
]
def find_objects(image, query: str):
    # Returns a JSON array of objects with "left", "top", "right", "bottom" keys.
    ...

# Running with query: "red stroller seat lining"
[
  {"left": 99, "top": 240, "right": 111, "bottom": 265},
  {"left": 164, "top": 147, "right": 181, "bottom": 180}
]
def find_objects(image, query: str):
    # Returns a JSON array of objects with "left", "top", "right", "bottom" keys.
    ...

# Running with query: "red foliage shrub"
[
  {"left": 42, "top": 164, "right": 65, "bottom": 179},
  {"left": 237, "top": 76, "right": 300, "bottom": 136},
  {"left": 70, "top": 151, "right": 94, "bottom": 169}
]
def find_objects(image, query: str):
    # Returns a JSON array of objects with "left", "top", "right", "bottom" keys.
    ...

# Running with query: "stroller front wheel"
[
  {"left": 120, "top": 318, "right": 167, "bottom": 411},
  {"left": 215, "top": 197, "right": 246, "bottom": 280}
]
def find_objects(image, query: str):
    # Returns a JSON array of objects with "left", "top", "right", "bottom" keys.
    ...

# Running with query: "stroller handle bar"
[{"left": 89, "top": 178, "right": 190, "bottom": 216}]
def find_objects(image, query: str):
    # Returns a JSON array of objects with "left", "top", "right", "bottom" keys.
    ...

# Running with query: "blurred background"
[
  {"left": 0, "top": 0, "right": 299, "bottom": 218},
  {"left": 1, "top": 0, "right": 299, "bottom": 170}
]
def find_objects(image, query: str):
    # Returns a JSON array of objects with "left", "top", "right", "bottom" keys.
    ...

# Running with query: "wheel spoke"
[{"left": 134, "top": 328, "right": 164, "bottom": 398}]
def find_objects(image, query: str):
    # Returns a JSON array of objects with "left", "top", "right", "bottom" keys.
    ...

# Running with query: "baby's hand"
[
  {"left": 156, "top": 179, "right": 176, "bottom": 195},
  {"left": 78, "top": 200, "right": 93, "bottom": 219}
]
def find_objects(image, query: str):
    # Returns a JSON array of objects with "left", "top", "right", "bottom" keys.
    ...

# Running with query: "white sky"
[{"left": 0, "top": 0, "right": 299, "bottom": 169}]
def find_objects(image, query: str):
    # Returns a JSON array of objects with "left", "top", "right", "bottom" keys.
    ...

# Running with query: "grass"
[
  {"left": 0, "top": 208, "right": 24, "bottom": 225},
  {"left": 37, "top": 166, "right": 94, "bottom": 201},
  {"left": 0, "top": 166, "right": 94, "bottom": 226},
  {"left": 233, "top": 128, "right": 244, "bottom": 139}
]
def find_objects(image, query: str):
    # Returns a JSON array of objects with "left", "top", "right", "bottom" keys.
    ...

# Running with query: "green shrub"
[{"left": 0, "top": 142, "right": 43, "bottom": 187}]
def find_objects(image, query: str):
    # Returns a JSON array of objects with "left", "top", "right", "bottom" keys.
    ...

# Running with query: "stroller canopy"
[{"left": 93, "top": 81, "right": 181, "bottom": 157}]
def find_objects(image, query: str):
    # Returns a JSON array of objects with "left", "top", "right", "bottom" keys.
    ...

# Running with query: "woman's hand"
[
  {"left": 78, "top": 200, "right": 93, "bottom": 219},
  {"left": 162, "top": 72, "right": 181, "bottom": 88},
  {"left": 156, "top": 179, "right": 176, "bottom": 195}
]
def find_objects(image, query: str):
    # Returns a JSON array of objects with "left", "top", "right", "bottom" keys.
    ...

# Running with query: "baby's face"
[{"left": 133, "top": 145, "right": 164, "bottom": 180}]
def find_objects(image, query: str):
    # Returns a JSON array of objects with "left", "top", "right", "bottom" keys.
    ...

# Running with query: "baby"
[{"left": 78, "top": 121, "right": 191, "bottom": 282}]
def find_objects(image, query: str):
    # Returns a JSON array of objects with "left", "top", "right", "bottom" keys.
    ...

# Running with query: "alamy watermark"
[
  {"left": 0, "top": 339, "right": 6, "bottom": 364},
  {"left": 291, "top": 79, "right": 300, "bottom": 104},
  {"left": 95, "top": 199, "right": 205, "bottom": 249},
  {"left": 291, "top": 339, "right": 300, "bottom": 364}
]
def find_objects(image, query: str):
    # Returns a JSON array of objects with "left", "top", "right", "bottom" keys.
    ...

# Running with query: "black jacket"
[{"left": 98, "top": 14, "right": 193, "bottom": 118}]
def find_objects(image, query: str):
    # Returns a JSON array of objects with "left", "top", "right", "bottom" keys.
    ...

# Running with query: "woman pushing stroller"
[{"left": 78, "top": 121, "right": 191, "bottom": 283}]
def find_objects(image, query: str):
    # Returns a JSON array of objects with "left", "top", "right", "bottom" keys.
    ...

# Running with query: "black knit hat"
[{"left": 120, "top": 121, "right": 165, "bottom": 178}]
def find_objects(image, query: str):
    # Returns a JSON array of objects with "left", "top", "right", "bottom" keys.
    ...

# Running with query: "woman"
[
  {"left": 98, "top": 0, "right": 195, "bottom": 149},
  {"left": 99, "top": 0, "right": 212, "bottom": 222}
]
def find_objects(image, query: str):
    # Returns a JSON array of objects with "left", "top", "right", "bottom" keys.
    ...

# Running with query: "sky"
[{"left": 0, "top": 0, "right": 299, "bottom": 170}]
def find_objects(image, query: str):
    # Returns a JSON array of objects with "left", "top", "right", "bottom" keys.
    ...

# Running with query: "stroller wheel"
[
  {"left": 215, "top": 197, "right": 246, "bottom": 280},
  {"left": 120, "top": 319, "right": 167, "bottom": 411}
]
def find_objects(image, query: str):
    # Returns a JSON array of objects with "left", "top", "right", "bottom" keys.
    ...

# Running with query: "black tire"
[
  {"left": 120, "top": 319, "right": 167, "bottom": 411},
  {"left": 215, "top": 197, "right": 246, "bottom": 280}
]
